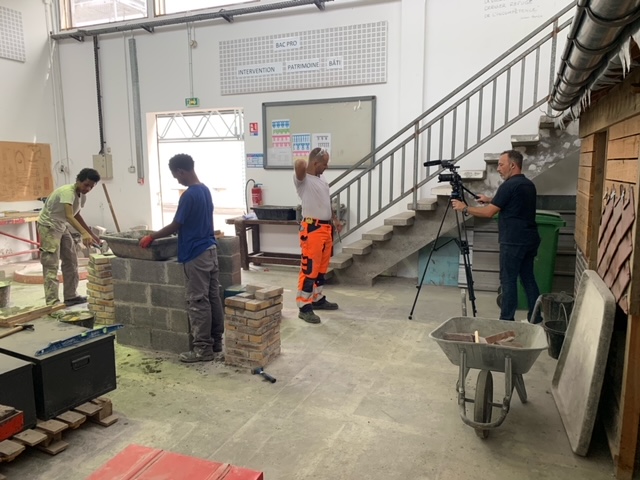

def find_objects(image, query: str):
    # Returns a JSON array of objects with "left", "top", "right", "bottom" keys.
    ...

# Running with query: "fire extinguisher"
[{"left": 251, "top": 183, "right": 263, "bottom": 207}]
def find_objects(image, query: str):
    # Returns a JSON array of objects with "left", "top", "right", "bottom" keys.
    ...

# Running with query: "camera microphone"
[{"left": 424, "top": 160, "right": 444, "bottom": 167}]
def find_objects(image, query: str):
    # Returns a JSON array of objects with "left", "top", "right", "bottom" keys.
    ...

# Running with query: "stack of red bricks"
[
  {"left": 87, "top": 253, "right": 116, "bottom": 325},
  {"left": 224, "top": 285, "right": 283, "bottom": 368}
]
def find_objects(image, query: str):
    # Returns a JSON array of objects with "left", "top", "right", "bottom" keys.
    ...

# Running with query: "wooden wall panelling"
[
  {"left": 579, "top": 70, "right": 640, "bottom": 137},
  {"left": 581, "top": 134, "right": 595, "bottom": 153},
  {"left": 609, "top": 116, "right": 640, "bottom": 141},
  {"left": 584, "top": 132, "right": 608, "bottom": 268},
  {"left": 606, "top": 160, "right": 638, "bottom": 184},
  {"left": 608, "top": 135, "right": 640, "bottom": 159},
  {"left": 615, "top": 183, "right": 640, "bottom": 480}
]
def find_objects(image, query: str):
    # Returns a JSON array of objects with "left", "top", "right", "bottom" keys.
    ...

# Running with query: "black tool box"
[
  {"left": 0, "top": 319, "right": 116, "bottom": 420},
  {"left": 0, "top": 353, "right": 37, "bottom": 428}
]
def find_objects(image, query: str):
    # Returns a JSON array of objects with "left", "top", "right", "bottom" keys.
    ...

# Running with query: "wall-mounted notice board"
[
  {"left": 0, "top": 141, "right": 53, "bottom": 202},
  {"left": 262, "top": 96, "right": 376, "bottom": 169}
]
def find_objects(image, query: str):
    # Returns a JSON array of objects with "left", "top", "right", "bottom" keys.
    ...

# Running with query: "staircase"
[{"left": 327, "top": 3, "right": 579, "bottom": 286}]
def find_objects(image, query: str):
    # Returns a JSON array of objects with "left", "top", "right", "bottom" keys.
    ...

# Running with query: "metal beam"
[{"left": 51, "top": 0, "right": 331, "bottom": 41}]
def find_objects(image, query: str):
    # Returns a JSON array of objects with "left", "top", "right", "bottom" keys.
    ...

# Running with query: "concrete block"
[
  {"left": 129, "top": 259, "right": 167, "bottom": 284},
  {"left": 150, "top": 285, "right": 186, "bottom": 309},
  {"left": 219, "top": 271, "right": 242, "bottom": 290},
  {"left": 168, "top": 308, "right": 189, "bottom": 333},
  {"left": 114, "top": 304, "right": 133, "bottom": 325},
  {"left": 114, "top": 281, "right": 149, "bottom": 305},
  {"left": 219, "top": 253, "right": 241, "bottom": 275},
  {"left": 151, "top": 329, "right": 191, "bottom": 354},
  {"left": 166, "top": 261, "right": 185, "bottom": 286},
  {"left": 130, "top": 305, "right": 169, "bottom": 330},
  {"left": 254, "top": 287, "right": 284, "bottom": 300},
  {"left": 111, "top": 258, "right": 129, "bottom": 281},
  {"left": 116, "top": 325, "right": 152, "bottom": 349},
  {"left": 217, "top": 236, "right": 239, "bottom": 256}
]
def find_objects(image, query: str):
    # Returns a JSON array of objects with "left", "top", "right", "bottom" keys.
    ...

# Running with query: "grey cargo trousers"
[{"left": 183, "top": 246, "right": 225, "bottom": 354}]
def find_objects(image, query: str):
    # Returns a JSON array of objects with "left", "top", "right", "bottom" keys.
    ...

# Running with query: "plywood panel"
[
  {"left": 580, "top": 152, "right": 594, "bottom": 167},
  {"left": 606, "top": 160, "right": 639, "bottom": 184},
  {"left": 581, "top": 135, "right": 595, "bottom": 153},
  {"left": 608, "top": 135, "right": 640, "bottom": 160},
  {"left": 610, "top": 116, "right": 640, "bottom": 141},
  {"left": 578, "top": 165, "right": 593, "bottom": 182},
  {"left": 0, "top": 142, "right": 54, "bottom": 202}
]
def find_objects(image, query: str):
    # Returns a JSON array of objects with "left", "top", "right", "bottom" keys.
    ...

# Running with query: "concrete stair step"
[
  {"left": 385, "top": 211, "right": 415, "bottom": 226},
  {"left": 539, "top": 115, "right": 555, "bottom": 129},
  {"left": 484, "top": 153, "right": 500, "bottom": 165},
  {"left": 511, "top": 134, "right": 539, "bottom": 147},
  {"left": 431, "top": 185, "right": 453, "bottom": 197},
  {"left": 329, "top": 252, "right": 353, "bottom": 269},
  {"left": 458, "top": 170, "right": 486, "bottom": 180},
  {"left": 407, "top": 198, "right": 438, "bottom": 211},
  {"left": 362, "top": 225, "right": 394, "bottom": 242},
  {"left": 342, "top": 239, "right": 373, "bottom": 255}
]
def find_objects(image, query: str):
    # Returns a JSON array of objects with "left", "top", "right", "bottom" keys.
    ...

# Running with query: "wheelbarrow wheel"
[{"left": 474, "top": 370, "right": 493, "bottom": 439}]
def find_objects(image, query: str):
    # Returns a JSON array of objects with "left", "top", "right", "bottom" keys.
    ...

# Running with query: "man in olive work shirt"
[{"left": 451, "top": 149, "right": 541, "bottom": 323}]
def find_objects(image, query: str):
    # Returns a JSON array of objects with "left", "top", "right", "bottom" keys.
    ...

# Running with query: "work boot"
[
  {"left": 64, "top": 296, "right": 87, "bottom": 307},
  {"left": 312, "top": 296, "right": 339, "bottom": 310},
  {"left": 213, "top": 336, "right": 223, "bottom": 353},
  {"left": 298, "top": 309, "right": 321, "bottom": 324},
  {"left": 179, "top": 349, "right": 215, "bottom": 363}
]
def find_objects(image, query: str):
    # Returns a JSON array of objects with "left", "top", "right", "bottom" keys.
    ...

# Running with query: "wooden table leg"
[
  {"left": 235, "top": 221, "right": 249, "bottom": 270},
  {"left": 251, "top": 224, "right": 261, "bottom": 255}
]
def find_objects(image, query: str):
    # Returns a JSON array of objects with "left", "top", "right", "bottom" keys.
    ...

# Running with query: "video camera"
[{"left": 424, "top": 159, "right": 464, "bottom": 200}]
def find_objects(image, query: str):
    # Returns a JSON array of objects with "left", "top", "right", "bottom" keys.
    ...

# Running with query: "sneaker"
[
  {"left": 298, "top": 310, "right": 321, "bottom": 324},
  {"left": 179, "top": 350, "right": 215, "bottom": 363},
  {"left": 312, "top": 297, "right": 339, "bottom": 310},
  {"left": 64, "top": 296, "right": 87, "bottom": 307}
]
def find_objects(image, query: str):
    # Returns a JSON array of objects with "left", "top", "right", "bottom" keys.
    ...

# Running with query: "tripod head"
[{"left": 424, "top": 159, "right": 465, "bottom": 201}]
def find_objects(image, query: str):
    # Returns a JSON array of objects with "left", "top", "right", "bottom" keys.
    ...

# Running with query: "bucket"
[
  {"left": 541, "top": 292, "right": 574, "bottom": 323},
  {"left": 543, "top": 320, "right": 567, "bottom": 359},
  {"left": 58, "top": 311, "right": 95, "bottom": 329},
  {"left": 0, "top": 282, "right": 10, "bottom": 308}
]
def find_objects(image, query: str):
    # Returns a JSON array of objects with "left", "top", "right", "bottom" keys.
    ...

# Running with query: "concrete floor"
[{"left": 0, "top": 262, "right": 614, "bottom": 480}]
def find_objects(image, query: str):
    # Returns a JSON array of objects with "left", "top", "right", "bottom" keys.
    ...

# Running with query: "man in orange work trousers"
[{"left": 293, "top": 148, "right": 343, "bottom": 324}]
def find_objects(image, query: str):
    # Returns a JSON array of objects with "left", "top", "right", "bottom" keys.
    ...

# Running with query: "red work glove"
[{"left": 139, "top": 235, "right": 154, "bottom": 248}]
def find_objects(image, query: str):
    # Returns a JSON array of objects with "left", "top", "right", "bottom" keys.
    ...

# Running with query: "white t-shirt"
[
  {"left": 293, "top": 173, "right": 332, "bottom": 220},
  {"left": 38, "top": 183, "right": 86, "bottom": 233}
]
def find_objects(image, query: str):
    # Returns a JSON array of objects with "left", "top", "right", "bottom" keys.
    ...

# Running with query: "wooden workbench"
[
  {"left": 0, "top": 211, "right": 41, "bottom": 259},
  {"left": 225, "top": 216, "right": 300, "bottom": 270}
]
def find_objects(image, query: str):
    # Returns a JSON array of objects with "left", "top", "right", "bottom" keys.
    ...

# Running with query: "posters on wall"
[
  {"left": 266, "top": 119, "right": 333, "bottom": 167},
  {"left": 246, "top": 153, "right": 264, "bottom": 168}
]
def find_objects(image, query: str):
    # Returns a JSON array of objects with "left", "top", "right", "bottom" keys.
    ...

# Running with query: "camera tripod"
[{"left": 408, "top": 173, "right": 479, "bottom": 320}]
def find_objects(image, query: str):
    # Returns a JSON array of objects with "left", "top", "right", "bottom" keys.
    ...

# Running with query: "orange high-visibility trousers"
[{"left": 296, "top": 221, "right": 333, "bottom": 309}]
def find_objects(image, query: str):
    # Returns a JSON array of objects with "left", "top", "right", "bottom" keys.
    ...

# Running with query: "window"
[
  {"left": 156, "top": 0, "right": 256, "bottom": 16},
  {"left": 60, "top": 0, "right": 148, "bottom": 29}
]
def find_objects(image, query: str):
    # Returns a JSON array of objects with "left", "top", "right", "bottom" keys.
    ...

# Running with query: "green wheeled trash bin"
[{"left": 516, "top": 210, "right": 566, "bottom": 310}]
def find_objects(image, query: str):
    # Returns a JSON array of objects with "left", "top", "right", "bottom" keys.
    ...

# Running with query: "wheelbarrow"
[{"left": 429, "top": 316, "right": 548, "bottom": 438}]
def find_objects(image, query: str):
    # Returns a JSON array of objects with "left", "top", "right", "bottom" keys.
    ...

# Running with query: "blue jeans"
[{"left": 499, "top": 242, "right": 541, "bottom": 323}]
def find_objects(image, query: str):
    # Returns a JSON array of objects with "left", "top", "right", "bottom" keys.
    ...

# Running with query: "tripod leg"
[
  {"left": 454, "top": 210, "right": 478, "bottom": 317},
  {"left": 408, "top": 200, "right": 451, "bottom": 320}
]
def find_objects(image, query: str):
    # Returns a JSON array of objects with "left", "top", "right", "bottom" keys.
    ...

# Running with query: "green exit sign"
[{"left": 185, "top": 97, "right": 199, "bottom": 107}]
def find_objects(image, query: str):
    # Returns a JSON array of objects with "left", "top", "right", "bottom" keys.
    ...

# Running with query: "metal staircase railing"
[{"left": 330, "top": 3, "right": 575, "bottom": 241}]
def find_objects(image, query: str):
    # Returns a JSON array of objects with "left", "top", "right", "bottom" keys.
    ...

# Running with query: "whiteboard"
[{"left": 262, "top": 96, "right": 376, "bottom": 169}]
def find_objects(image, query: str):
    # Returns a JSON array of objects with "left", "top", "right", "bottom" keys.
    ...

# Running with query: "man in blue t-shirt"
[
  {"left": 139, "top": 154, "right": 224, "bottom": 362},
  {"left": 452, "top": 150, "right": 542, "bottom": 323}
]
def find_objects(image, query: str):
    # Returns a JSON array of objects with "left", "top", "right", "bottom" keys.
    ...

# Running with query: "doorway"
[{"left": 155, "top": 109, "right": 245, "bottom": 236}]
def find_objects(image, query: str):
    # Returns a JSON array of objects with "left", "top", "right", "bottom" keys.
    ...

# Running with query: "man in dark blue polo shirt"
[
  {"left": 452, "top": 150, "right": 541, "bottom": 323},
  {"left": 139, "top": 154, "right": 224, "bottom": 362}
]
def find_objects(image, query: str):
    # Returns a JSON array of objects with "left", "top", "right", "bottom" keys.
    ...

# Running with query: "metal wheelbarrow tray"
[{"left": 429, "top": 316, "right": 548, "bottom": 438}]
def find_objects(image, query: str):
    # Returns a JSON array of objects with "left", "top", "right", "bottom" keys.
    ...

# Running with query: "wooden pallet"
[
  {"left": 0, "top": 304, "right": 66, "bottom": 328},
  {"left": 0, "top": 397, "right": 118, "bottom": 471}
]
